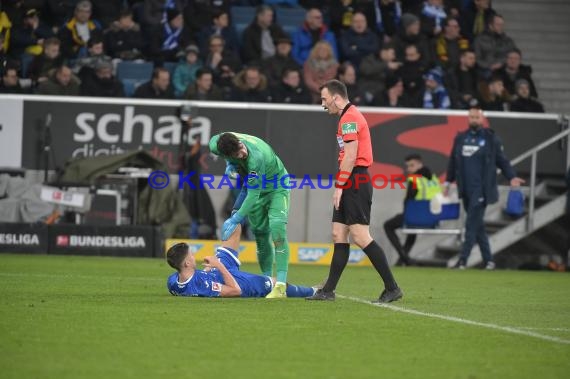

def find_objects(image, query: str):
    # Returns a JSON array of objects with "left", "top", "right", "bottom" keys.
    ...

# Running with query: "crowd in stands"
[{"left": 0, "top": 0, "right": 545, "bottom": 112}]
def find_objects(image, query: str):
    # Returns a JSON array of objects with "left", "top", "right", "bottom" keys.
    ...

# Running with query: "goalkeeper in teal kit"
[{"left": 209, "top": 132, "right": 291, "bottom": 298}]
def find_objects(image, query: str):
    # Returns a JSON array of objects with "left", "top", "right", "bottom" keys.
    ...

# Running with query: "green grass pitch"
[{"left": 1, "top": 253, "right": 569, "bottom": 379}]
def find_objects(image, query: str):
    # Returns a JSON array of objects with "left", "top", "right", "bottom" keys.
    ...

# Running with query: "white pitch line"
[
  {"left": 518, "top": 327, "right": 570, "bottom": 332},
  {"left": 337, "top": 294, "right": 570, "bottom": 345}
]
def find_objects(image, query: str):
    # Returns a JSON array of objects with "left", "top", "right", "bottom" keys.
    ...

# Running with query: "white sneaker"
[{"left": 485, "top": 261, "right": 496, "bottom": 270}]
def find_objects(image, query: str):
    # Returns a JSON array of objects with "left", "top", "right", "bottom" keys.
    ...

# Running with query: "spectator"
[
  {"left": 142, "top": 0, "right": 183, "bottom": 32},
  {"left": 480, "top": 75, "right": 510, "bottom": 111},
  {"left": 384, "top": 153, "right": 440, "bottom": 265},
  {"left": 173, "top": 44, "right": 202, "bottom": 98},
  {"left": 9, "top": 8, "right": 53, "bottom": 59},
  {"left": 420, "top": 0, "right": 447, "bottom": 38},
  {"left": 474, "top": 14, "right": 517, "bottom": 76},
  {"left": 372, "top": 75, "right": 412, "bottom": 107},
  {"left": 393, "top": 13, "right": 434, "bottom": 67},
  {"left": 204, "top": 35, "right": 241, "bottom": 94},
  {"left": 80, "top": 60, "right": 124, "bottom": 97},
  {"left": 231, "top": 65, "right": 272, "bottom": 103},
  {"left": 241, "top": 5, "right": 287, "bottom": 65},
  {"left": 422, "top": 67, "right": 450, "bottom": 109},
  {"left": 400, "top": 43, "right": 426, "bottom": 107},
  {"left": 149, "top": 8, "right": 191, "bottom": 63},
  {"left": 303, "top": 40, "right": 339, "bottom": 103},
  {"left": 184, "top": 67, "right": 223, "bottom": 101},
  {"left": 0, "top": 64, "right": 26, "bottom": 93},
  {"left": 72, "top": 36, "right": 112, "bottom": 79},
  {"left": 338, "top": 62, "right": 366, "bottom": 106},
  {"left": 359, "top": 43, "right": 402, "bottom": 103},
  {"left": 104, "top": 9, "right": 145, "bottom": 61},
  {"left": 37, "top": 64, "right": 80, "bottom": 95},
  {"left": 91, "top": 0, "right": 123, "bottom": 29},
  {"left": 339, "top": 12, "right": 379, "bottom": 69},
  {"left": 197, "top": 10, "right": 239, "bottom": 55},
  {"left": 292, "top": 8, "right": 338, "bottom": 66},
  {"left": 133, "top": 67, "right": 174, "bottom": 99},
  {"left": 495, "top": 48, "right": 538, "bottom": 99},
  {"left": 462, "top": 0, "right": 495, "bottom": 42},
  {"left": 58, "top": 0, "right": 103, "bottom": 59},
  {"left": 184, "top": 0, "right": 231, "bottom": 36},
  {"left": 27, "top": 36, "right": 64, "bottom": 84},
  {"left": 0, "top": 7, "right": 12, "bottom": 54},
  {"left": 0, "top": 34, "right": 8, "bottom": 77},
  {"left": 262, "top": 36, "right": 300, "bottom": 87},
  {"left": 509, "top": 79, "right": 545, "bottom": 113},
  {"left": 445, "top": 48, "right": 479, "bottom": 109},
  {"left": 435, "top": 17, "right": 469, "bottom": 69},
  {"left": 271, "top": 67, "right": 312, "bottom": 104},
  {"left": 328, "top": 0, "right": 369, "bottom": 38},
  {"left": 369, "top": 0, "right": 402, "bottom": 41}
]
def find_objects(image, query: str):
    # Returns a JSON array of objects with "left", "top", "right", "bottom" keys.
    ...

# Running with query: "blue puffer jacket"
[
  {"left": 446, "top": 128, "right": 516, "bottom": 204},
  {"left": 291, "top": 23, "right": 338, "bottom": 65}
]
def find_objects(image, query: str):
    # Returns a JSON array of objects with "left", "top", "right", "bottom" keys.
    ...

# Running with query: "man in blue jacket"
[
  {"left": 291, "top": 8, "right": 338, "bottom": 65},
  {"left": 445, "top": 100, "right": 524, "bottom": 269}
]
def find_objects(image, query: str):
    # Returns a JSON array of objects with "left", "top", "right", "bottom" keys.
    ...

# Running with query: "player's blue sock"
[{"left": 286, "top": 284, "right": 315, "bottom": 298}]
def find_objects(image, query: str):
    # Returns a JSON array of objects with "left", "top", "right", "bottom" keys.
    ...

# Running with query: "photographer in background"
[{"left": 177, "top": 104, "right": 216, "bottom": 240}]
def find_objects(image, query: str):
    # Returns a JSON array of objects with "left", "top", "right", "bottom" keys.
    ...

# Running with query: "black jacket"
[
  {"left": 510, "top": 97, "right": 545, "bottom": 113},
  {"left": 104, "top": 23, "right": 145, "bottom": 60},
  {"left": 446, "top": 128, "right": 516, "bottom": 204},
  {"left": 241, "top": 22, "right": 287, "bottom": 65},
  {"left": 271, "top": 82, "right": 312, "bottom": 104},
  {"left": 133, "top": 81, "right": 174, "bottom": 99},
  {"left": 495, "top": 64, "right": 538, "bottom": 98},
  {"left": 80, "top": 71, "right": 125, "bottom": 98}
]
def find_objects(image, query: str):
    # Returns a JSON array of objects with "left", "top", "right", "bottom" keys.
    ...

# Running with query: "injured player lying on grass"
[{"left": 166, "top": 225, "right": 317, "bottom": 298}]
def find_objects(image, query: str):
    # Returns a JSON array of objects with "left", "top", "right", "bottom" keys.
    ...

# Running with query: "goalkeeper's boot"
[
  {"left": 266, "top": 282, "right": 287, "bottom": 298},
  {"left": 372, "top": 287, "right": 403, "bottom": 304},
  {"left": 305, "top": 288, "right": 335, "bottom": 301}
]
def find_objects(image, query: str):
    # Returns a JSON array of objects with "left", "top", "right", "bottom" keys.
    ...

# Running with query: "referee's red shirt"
[{"left": 336, "top": 103, "right": 373, "bottom": 167}]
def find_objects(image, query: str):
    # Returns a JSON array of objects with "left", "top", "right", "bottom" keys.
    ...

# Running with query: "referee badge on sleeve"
[{"left": 341, "top": 122, "right": 357, "bottom": 135}]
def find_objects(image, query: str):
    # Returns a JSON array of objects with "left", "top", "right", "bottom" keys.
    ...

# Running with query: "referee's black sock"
[
  {"left": 322, "top": 243, "right": 350, "bottom": 293},
  {"left": 363, "top": 240, "right": 398, "bottom": 291}
]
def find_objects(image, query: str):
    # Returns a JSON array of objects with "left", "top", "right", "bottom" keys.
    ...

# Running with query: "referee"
[{"left": 306, "top": 79, "right": 403, "bottom": 303}]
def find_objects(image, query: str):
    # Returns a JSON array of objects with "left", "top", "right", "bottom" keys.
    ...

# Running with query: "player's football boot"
[
  {"left": 305, "top": 289, "right": 335, "bottom": 301},
  {"left": 266, "top": 282, "right": 287, "bottom": 298},
  {"left": 372, "top": 287, "right": 403, "bottom": 304}
]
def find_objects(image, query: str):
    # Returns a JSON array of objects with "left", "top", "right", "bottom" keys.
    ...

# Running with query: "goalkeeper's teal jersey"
[{"left": 209, "top": 133, "right": 290, "bottom": 217}]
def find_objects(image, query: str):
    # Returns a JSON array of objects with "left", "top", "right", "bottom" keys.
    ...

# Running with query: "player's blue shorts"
[{"left": 214, "top": 247, "right": 273, "bottom": 297}]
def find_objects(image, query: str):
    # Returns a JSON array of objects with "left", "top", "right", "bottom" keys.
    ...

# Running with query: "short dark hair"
[
  {"left": 196, "top": 67, "right": 213, "bottom": 79},
  {"left": 217, "top": 133, "right": 241, "bottom": 157},
  {"left": 119, "top": 9, "right": 133, "bottom": 19},
  {"left": 87, "top": 35, "right": 103, "bottom": 48},
  {"left": 443, "top": 17, "right": 459, "bottom": 28},
  {"left": 152, "top": 67, "right": 169, "bottom": 80},
  {"left": 281, "top": 67, "right": 299, "bottom": 79},
  {"left": 488, "top": 13, "right": 503, "bottom": 25},
  {"left": 508, "top": 48, "right": 522, "bottom": 57},
  {"left": 319, "top": 79, "right": 348, "bottom": 99},
  {"left": 461, "top": 48, "right": 475, "bottom": 56},
  {"left": 405, "top": 154, "right": 422, "bottom": 162},
  {"left": 338, "top": 62, "right": 354, "bottom": 77},
  {"left": 166, "top": 243, "right": 189, "bottom": 271}
]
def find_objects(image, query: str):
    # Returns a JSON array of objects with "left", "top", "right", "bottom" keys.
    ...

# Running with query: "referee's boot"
[
  {"left": 372, "top": 287, "right": 403, "bottom": 304},
  {"left": 305, "top": 288, "right": 335, "bottom": 301}
]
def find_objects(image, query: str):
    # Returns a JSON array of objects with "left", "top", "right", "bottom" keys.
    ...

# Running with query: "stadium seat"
[
  {"left": 235, "top": 23, "right": 249, "bottom": 47},
  {"left": 275, "top": 7, "right": 305, "bottom": 28},
  {"left": 402, "top": 200, "right": 462, "bottom": 235},
  {"left": 163, "top": 62, "right": 178, "bottom": 77},
  {"left": 122, "top": 78, "right": 144, "bottom": 97},
  {"left": 20, "top": 53, "right": 34, "bottom": 78},
  {"left": 230, "top": 6, "right": 256, "bottom": 25},
  {"left": 116, "top": 61, "right": 154, "bottom": 82},
  {"left": 282, "top": 24, "right": 297, "bottom": 38}
]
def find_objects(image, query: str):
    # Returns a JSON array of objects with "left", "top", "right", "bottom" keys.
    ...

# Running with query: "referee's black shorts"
[{"left": 332, "top": 166, "right": 372, "bottom": 226}]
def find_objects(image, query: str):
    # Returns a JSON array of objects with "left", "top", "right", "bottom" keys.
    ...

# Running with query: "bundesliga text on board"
[
  {"left": 147, "top": 171, "right": 426, "bottom": 191},
  {"left": 56, "top": 235, "right": 146, "bottom": 248},
  {"left": 0, "top": 233, "right": 40, "bottom": 246}
]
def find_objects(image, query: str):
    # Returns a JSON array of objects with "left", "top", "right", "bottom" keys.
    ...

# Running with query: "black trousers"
[{"left": 384, "top": 214, "right": 416, "bottom": 264}]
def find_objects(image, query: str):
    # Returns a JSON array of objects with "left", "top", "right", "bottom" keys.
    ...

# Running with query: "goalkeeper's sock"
[
  {"left": 255, "top": 232, "right": 274, "bottom": 276},
  {"left": 363, "top": 240, "right": 398, "bottom": 291},
  {"left": 322, "top": 243, "right": 350, "bottom": 292},
  {"left": 271, "top": 222, "right": 290, "bottom": 283},
  {"left": 286, "top": 283, "right": 315, "bottom": 298}
]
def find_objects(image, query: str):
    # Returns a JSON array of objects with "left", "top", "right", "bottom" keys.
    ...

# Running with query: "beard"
[{"left": 469, "top": 123, "right": 482, "bottom": 131}]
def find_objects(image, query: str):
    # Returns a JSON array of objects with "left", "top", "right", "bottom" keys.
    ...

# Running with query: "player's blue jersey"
[{"left": 167, "top": 247, "right": 274, "bottom": 298}]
